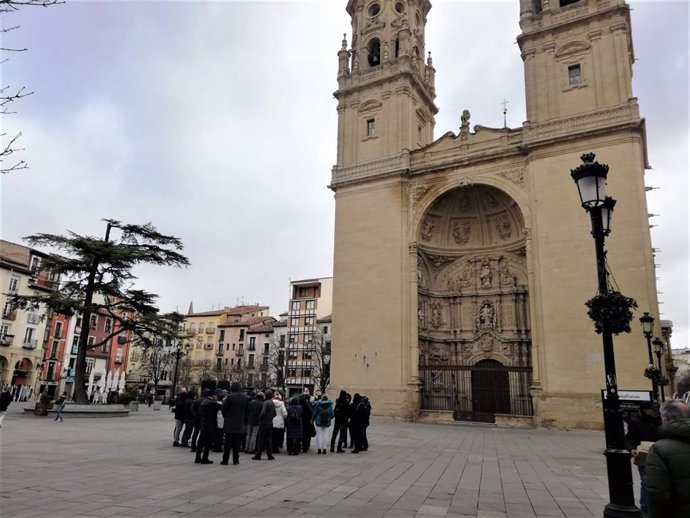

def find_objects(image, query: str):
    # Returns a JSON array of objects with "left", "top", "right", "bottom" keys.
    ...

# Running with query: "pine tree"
[{"left": 6, "top": 219, "right": 190, "bottom": 403}]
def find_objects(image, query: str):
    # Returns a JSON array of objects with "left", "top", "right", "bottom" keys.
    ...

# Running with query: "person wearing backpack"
[
  {"left": 313, "top": 394, "right": 334, "bottom": 454},
  {"left": 286, "top": 397, "right": 304, "bottom": 455}
]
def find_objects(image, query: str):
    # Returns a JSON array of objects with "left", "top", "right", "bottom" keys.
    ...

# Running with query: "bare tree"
[
  {"left": 310, "top": 329, "right": 331, "bottom": 396},
  {"left": 177, "top": 356, "right": 193, "bottom": 392},
  {"left": 139, "top": 341, "right": 174, "bottom": 398},
  {"left": 677, "top": 369, "right": 690, "bottom": 398},
  {"left": 267, "top": 335, "right": 287, "bottom": 391},
  {"left": 197, "top": 359, "right": 215, "bottom": 384},
  {"left": 1, "top": 0, "right": 63, "bottom": 174}
]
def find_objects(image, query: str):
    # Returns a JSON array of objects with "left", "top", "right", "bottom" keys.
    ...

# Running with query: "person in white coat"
[{"left": 271, "top": 392, "right": 288, "bottom": 453}]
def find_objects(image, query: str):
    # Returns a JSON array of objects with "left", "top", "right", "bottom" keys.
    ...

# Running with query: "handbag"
[{"left": 310, "top": 423, "right": 316, "bottom": 437}]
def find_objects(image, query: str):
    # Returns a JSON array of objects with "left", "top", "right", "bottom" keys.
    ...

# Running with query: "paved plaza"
[{"left": 0, "top": 404, "right": 637, "bottom": 518}]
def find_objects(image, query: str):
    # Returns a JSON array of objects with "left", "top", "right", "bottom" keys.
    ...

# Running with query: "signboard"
[{"left": 601, "top": 389, "right": 655, "bottom": 421}]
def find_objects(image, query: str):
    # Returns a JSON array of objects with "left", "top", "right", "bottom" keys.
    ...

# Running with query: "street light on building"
[
  {"left": 652, "top": 337, "right": 666, "bottom": 402},
  {"left": 639, "top": 312, "right": 658, "bottom": 402},
  {"left": 570, "top": 153, "right": 643, "bottom": 518},
  {"left": 170, "top": 342, "right": 190, "bottom": 399}
]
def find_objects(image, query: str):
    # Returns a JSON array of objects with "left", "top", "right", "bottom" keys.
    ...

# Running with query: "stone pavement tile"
[
  {"left": 418, "top": 503, "right": 450, "bottom": 516},
  {"left": 505, "top": 502, "right": 537, "bottom": 518},
  {"left": 167, "top": 501, "right": 210, "bottom": 514},
  {"left": 81, "top": 506, "right": 140, "bottom": 517},
  {"left": 476, "top": 511, "right": 507, "bottom": 518}
]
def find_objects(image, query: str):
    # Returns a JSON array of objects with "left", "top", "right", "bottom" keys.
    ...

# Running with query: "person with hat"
[
  {"left": 626, "top": 400, "right": 661, "bottom": 513},
  {"left": 272, "top": 391, "right": 288, "bottom": 454},
  {"left": 221, "top": 382, "right": 248, "bottom": 465}
]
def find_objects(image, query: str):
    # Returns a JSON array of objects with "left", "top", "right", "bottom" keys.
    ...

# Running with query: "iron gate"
[{"left": 420, "top": 362, "right": 533, "bottom": 423}]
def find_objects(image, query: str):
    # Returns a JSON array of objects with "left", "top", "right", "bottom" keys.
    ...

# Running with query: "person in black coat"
[
  {"left": 252, "top": 389, "right": 276, "bottom": 460},
  {"left": 190, "top": 394, "right": 202, "bottom": 452},
  {"left": 194, "top": 390, "right": 221, "bottom": 464},
  {"left": 300, "top": 395, "right": 313, "bottom": 453},
  {"left": 350, "top": 393, "right": 368, "bottom": 454},
  {"left": 625, "top": 401, "right": 661, "bottom": 513},
  {"left": 172, "top": 391, "right": 188, "bottom": 446},
  {"left": 221, "top": 382, "right": 248, "bottom": 465},
  {"left": 180, "top": 393, "right": 195, "bottom": 447},
  {"left": 0, "top": 389, "right": 12, "bottom": 428},
  {"left": 331, "top": 390, "right": 350, "bottom": 453},
  {"left": 286, "top": 397, "right": 304, "bottom": 455},
  {"left": 246, "top": 392, "right": 264, "bottom": 454}
]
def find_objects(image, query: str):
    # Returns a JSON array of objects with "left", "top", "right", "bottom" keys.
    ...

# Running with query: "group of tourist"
[
  {"left": 0, "top": 383, "right": 33, "bottom": 402},
  {"left": 170, "top": 385, "right": 371, "bottom": 466},
  {"left": 625, "top": 398, "right": 690, "bottom": 518}
]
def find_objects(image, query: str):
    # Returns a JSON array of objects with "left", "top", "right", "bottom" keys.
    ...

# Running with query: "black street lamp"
[
  {"left": 639, "top": 312, "right": 659, "bottom": 402},
  {"left": 171, "top": 342, "right": 190, "bottom": 400},
  {"left": 571, "top": 153, "right": 643, "bottom": 518},
  {"left": 652, "top": 337, "right": 666, "bottom": 402}
]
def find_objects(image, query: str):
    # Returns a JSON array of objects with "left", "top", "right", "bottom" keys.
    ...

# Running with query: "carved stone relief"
[
  {"left": 427, "top": 254, "right": 455, "bottom": 271},
  {"left": 495, "top": 215, "right": 512, "bottom": 240},
  {"left": 412, "top": 185, "right": 431, "bottom": 202},
  {"left": 421, "top": 217, "right": 435, "bottom": 241},
  {"left": 478, "top": 259, "right": 493, "bottom": 289},
  {"left": 500, "top": 168, "right": 525, "bottom": 187},
  {"left": 476, "top": 299, "right": 498, "bottom": 330},
  {"left": 453, "top": 221, "right": 472, "bottom": 245},
  {"left": 430, "top": 301, "right": 444, "bottom": 328}
]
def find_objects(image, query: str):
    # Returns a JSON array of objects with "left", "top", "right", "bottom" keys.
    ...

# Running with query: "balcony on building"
[
  {"left": 0, "top": 334, "right": 14, "bottom": 346},
  {"left": 2, "top": 309, "right": 17, "bottom": 321},
  {"left": 22, "top": 339, "right": 38, "bottom": 349},
  {"left": 216, "top": 346, "right": 224, "bottom": 357},
  {"left": 186, "top": 326, "right": 196, "bottom": 336},
  {"left": 206, "top": 325, "right": 216, "bottom": 334},
  {"left": 27, "top": 312, "right": 41, "bottom": 325}
]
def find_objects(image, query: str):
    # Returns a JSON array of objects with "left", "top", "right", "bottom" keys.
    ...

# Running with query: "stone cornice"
[
  {"left": 518, "top": 0, "right": 628, "bottom": 43},
  {"left": 522, "top": 102, "right": 642, "bottom": 147},
  {"left": 330, "top": 151, "right": 411, "bottom": 190}
]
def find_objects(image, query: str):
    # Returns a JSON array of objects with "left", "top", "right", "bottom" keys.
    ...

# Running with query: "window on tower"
[
  {"left": 568, "top": 64, "right": 582, "bottom": 86},
  {"left": 367, "top": 39, "right": 381, "bottom": 67},
  {"left": 367, "top": 119, "right": 376, "bottom": 137},
  {"left": 533, "top": 0, "right": 542, "bottom": 13}
]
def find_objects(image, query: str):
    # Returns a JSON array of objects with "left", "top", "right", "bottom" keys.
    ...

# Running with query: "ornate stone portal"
[{"left": 417, "top": 185, "right": 533, "bottom": 422}]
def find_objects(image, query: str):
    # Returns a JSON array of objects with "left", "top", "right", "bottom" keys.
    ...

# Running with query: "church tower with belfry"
[{"left": 329, "top": 0, "right": 662, "bottom": 429}]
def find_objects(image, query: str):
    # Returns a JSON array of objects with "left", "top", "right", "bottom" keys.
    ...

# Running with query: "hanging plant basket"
[
  {"left": 585, "top": 291, "right": 638, "bottom": 335},
  {"left": 644, "top": 365, "right": 662, "bottom": 381}
]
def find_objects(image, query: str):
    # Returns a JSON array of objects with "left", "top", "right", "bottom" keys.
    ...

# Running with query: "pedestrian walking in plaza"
[
  {"left": 246, "top": 392, "right": 264, "bottom": 454},
  {"left": 286, "top": 397, "right": 303, "bottom": 455},
  {"left": 221, "top": 382, "right": 248, "bottom": 466},
  {"left": 253, "top": 389, "right": 276, "bottom": 460},
  {"left": 300, "top": 394, "right": 314, "bottom": 452},
  {"left": 645, "top": 400, "right": 690, "bottom": 518},
  {"left": 172, "top": 389, "right": 188, "bottom": 446},
  {"left": 331, "top": 390, "right": 350, "bottom": 453},
  {"left": 54, "top": 394, "right": 67, "bottom": 423},
  {"left": 0, "top": 388, "right": 12, "bottom": 428},
  {"left": 313, "top": 394, "right": 334, "bottom": 454},
  {"left": 190, "top": 393, "right": 202, "bottom": 452},
  {"left": 272, "top": 392, "right": 288, "bottom": 453},
  {"left": 194, "top": 389, "right": 220, "bottom": 465},
  {"left": 179, "top": 392, "right": 195, "bottom": 447},
  {"left": 625, "top": 401, "right": 660, "bottom": 513}
]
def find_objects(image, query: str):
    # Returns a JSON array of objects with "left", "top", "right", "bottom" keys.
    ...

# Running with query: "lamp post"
[
  {"left": 639, "top": 312, "right": 659, "bottom": 402},
  {"left": 571, "top": 153, "right": 643, "bottom": 518},
  {"left": 652, "top": 337, "right": 665, "bottom": 402},
  {"left": 170, "top": 342, "right": 190, "bottom": 401}
]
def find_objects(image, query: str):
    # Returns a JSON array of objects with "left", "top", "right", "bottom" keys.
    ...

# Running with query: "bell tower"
[
  {"left": 517, "top": 0, "right": 636, "bottom": 123},
  {"left": 335, "top": 0, "right": 438, "bottom": 167}
]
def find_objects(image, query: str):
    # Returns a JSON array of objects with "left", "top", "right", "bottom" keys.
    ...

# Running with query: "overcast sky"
[{"left": 1, "top": 0, "right": 687, "bottom": 348}]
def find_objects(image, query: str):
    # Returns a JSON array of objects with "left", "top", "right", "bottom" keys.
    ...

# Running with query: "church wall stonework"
[{"left": 330, "top": 0, "right": 661, "bottom": 429}]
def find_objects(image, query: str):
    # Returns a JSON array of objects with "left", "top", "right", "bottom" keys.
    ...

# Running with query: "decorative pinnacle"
[
  {"left": 427, "top": 51, "right": 433, "bottom": 66},
  {"left": 341, "top": 33, "right": 348, "bottom": 50}
]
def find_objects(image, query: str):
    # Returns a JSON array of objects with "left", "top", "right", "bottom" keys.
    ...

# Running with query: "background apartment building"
[
  {"left": 285, "top": 277, "right": 332, "bottom": 396},
  {"left": 0, "top": 240, "right": 59, "bottom": 393}
]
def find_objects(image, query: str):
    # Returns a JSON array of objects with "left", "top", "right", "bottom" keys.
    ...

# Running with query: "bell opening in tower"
[{"left": 367, "top": 39, "right": 381, "bottom": 67}]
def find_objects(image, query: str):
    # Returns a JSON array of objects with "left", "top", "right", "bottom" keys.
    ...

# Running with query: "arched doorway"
[
  {"left": 12, "top": 357, "right": 33, "bottom": 385},
  {"left": 0, "top": 355, "right": 9, "bottom": 384},
  {"left": 417, "top": 184, "right": 533, "bottom": 422}
]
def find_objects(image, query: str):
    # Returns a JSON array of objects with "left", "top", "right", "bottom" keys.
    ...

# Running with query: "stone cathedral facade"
[{"left": 329, "top": 0, "right": 661, "bottom": 429}]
